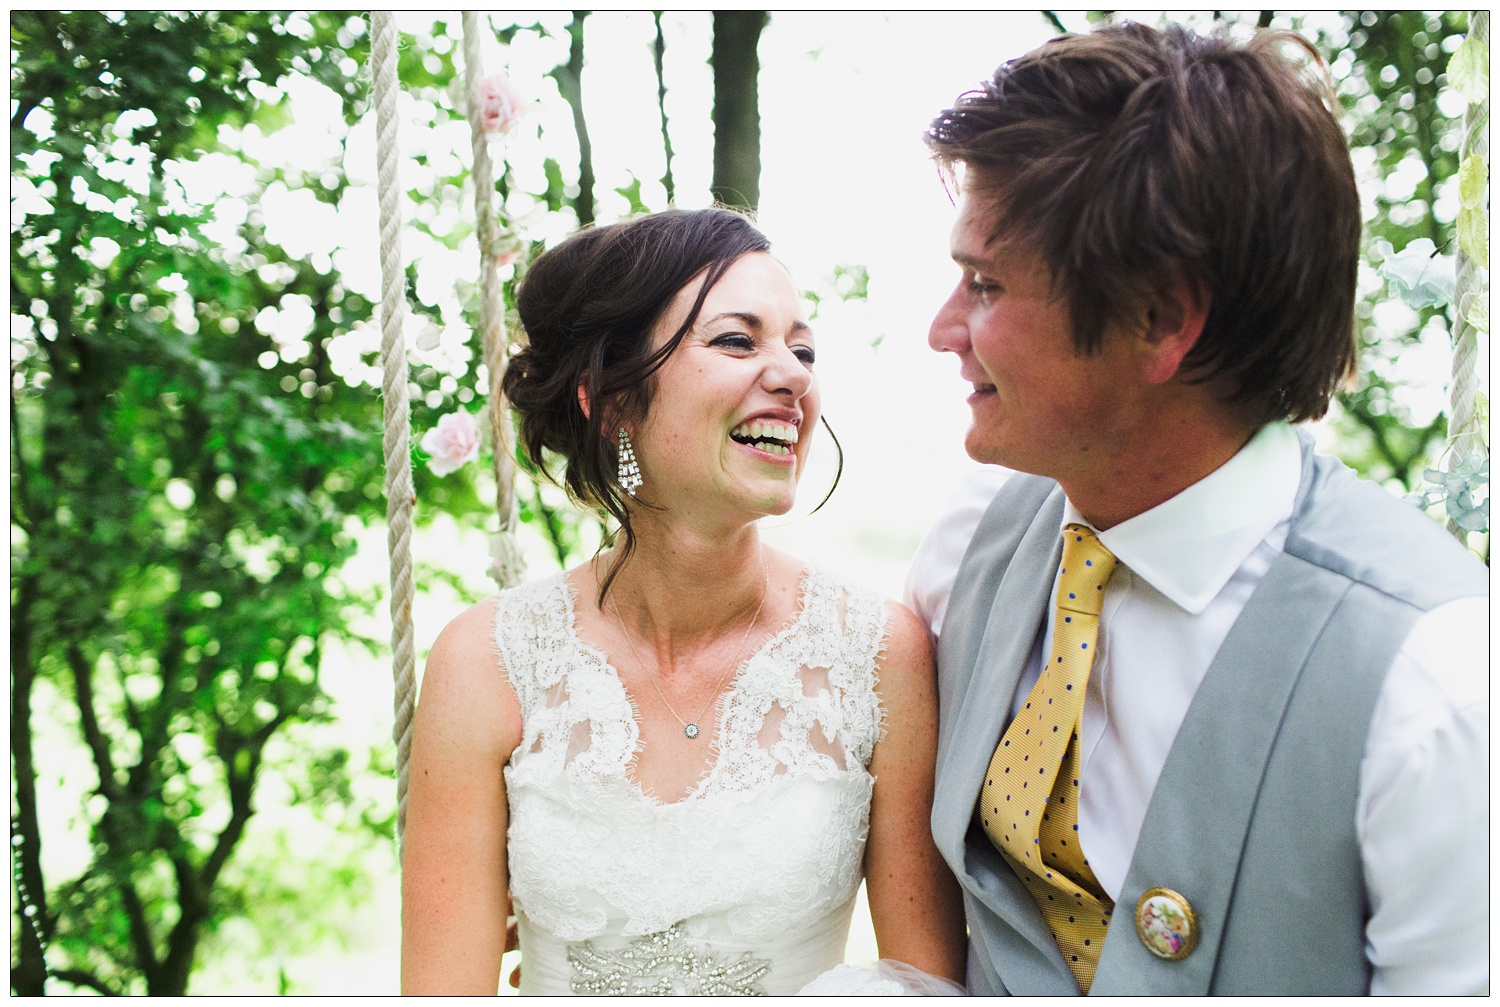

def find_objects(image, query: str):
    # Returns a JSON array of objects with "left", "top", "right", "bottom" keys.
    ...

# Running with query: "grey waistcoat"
[{"left": 931, "top": 432, "right": 1487, "bottom": 995}]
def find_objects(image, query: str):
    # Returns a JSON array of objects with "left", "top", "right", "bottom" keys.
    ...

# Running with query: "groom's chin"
[{"left": 962, "top": 426, "right": 1007, "bottom": 468}]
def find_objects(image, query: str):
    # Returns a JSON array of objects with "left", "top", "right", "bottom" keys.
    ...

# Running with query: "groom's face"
[{"left": 929, "top": 191, "right": 1140, "bottom": 481}]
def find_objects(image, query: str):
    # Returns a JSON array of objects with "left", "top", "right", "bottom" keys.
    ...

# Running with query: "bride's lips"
[
  {"left": 967, "top": 382, "right": 998, "bottom": 404},
  {"left": 729, "top": 413, "right": 801, "bottom": 464}
]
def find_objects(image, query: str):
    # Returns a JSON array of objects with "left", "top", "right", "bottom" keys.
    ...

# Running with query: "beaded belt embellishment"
[{"left": 567, "top": 921, "right": 771, "bottom": 996}]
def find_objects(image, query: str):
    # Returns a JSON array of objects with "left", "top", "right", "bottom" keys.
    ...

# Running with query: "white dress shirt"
[{"left": 906, "top": 422, "right": 1488, "bottom": 995}]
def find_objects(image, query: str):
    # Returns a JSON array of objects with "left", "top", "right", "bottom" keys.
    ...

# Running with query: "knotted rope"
[
  {"left": 461, "top": 12, "right": 526, "bottom": 590},
  {"left": 375, "top": 13, "right": 529, "bottom": 844},
  {"left": 1447, "top": 10, "right": 1489, "bottom": 541},
  {"left": 371, "top": 11, "right": 417, "bottom": 844}
]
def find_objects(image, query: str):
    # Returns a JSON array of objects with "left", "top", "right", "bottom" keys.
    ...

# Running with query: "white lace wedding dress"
[{"left": 495, "top": 566, "right": 891, "bottom": 996}]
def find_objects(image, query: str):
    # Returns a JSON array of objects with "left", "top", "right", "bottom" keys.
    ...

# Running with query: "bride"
[{"left": 400, "top": 208, "right": 967, "bottom": 995}]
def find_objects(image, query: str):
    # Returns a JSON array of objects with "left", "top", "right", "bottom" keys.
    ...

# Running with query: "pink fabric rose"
[
  {"left": 477, "top": 73, "right": 524, "bottom": 137},
  {"left": 420, "top": 410, "right": 480, "bottom": 476}
]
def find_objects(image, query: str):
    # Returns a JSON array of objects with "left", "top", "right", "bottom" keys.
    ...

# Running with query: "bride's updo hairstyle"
[{"left": 503, "top": 208, "right": 771, "bottom": 598}]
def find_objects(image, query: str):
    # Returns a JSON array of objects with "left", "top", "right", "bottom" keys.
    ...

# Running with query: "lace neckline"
[{"left": 555, "top": 566, "right": 816, "bottom": 806}]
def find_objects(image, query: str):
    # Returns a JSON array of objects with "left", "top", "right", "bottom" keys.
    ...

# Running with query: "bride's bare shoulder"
[
  {"left": 417, "top": 597, "right": 519, "bottom": 756},
  {"left": 429, "top": 597, "right": 503, "bottom": 674}
]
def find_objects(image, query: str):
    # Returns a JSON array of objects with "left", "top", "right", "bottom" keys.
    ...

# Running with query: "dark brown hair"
[
  {"left": 926, "top": 21, "right": 1361, "bottom": 425},
  {"left": 503, "top": 208, "right": 771, "bottom": 600}
]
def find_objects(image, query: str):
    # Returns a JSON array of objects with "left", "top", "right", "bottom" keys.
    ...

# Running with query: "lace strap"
[
  {"left": 492, "top": 573, "right": 573, "bottom": 717},
  {"left": 833, "top": 577, "right": 891, "bottom": 768}
]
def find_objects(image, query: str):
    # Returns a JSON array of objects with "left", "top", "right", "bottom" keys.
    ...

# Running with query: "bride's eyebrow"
[
  {"left": 703, "top": 311, "right": 763, "bottom": 328},
  {"left": 702, "top": 312, "right": 812, "bottom": 336}
]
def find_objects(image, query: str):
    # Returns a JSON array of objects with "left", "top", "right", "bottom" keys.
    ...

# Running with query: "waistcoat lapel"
[
  {"left": 934, "top": 475, "right": 1078, "bottom": 994},
  {"left": 1088, "top": 549, "right": 1350, "bottom": 994},
  {"left": 1092, "top": 432, "right": 1342, "bottom": 994}
]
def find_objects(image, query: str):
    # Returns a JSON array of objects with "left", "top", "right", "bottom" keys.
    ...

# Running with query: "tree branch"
[
  {"left": 158, "top": 710, "right": 287, "bottom": 994},
  {"left": 11, "top": 392, "right": 36, "bottom": 533},
  {"left": 50, "top": 968, "right": 122, "bottom": 996},
  {"left": 1041, "top": 11, "right": 1068, "bottom": 34},
  {"left": 67, "top": 645, "right": 124, "bottom": 804},
  {"left": 652, "top": 11, "right": 676, "bottom": 204},
  {"left": 550, "top": 12, "right": 595, "bottom": 226},
  {"left": 10, "top": 583, "right": 50, "bottom": 995},
  {"left": 66, "top": 643, "right": 160, "bottom": 984}
]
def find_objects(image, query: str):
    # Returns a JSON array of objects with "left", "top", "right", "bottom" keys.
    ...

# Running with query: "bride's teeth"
[{"left": 729, "top": 420, "right": 800, "bottom": 450}]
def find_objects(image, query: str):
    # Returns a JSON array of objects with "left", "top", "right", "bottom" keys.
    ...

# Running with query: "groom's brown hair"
[{"left": 927, "top": 21, "right": 1360, "bottom": 426}]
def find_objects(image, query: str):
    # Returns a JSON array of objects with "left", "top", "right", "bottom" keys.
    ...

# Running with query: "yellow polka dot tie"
[{"left": 980, "top": 524, "right": 1118, "bottom": 993}]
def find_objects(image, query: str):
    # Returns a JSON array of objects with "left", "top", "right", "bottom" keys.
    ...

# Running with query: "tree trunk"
[
  {"left": 653, "top": 11, "right": 676, "bottom": 205},
  {"left": 710, "top": 11, "right": 768, "bottom": 212},
  {"left": 553, "top": 11, "right": 595, "bottom": 226},
  {"left": 10, "top": 591, "right": 49, "bottom": 996}
]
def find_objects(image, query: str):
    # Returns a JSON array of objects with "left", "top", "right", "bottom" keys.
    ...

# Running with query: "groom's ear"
[{"left": 1138, "top": 264, "right": 1211, "bottom": 386}]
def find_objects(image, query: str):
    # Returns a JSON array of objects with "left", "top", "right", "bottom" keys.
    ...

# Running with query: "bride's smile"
[{"left": 627, "top": 251, "right": 820, "bottom": 524}]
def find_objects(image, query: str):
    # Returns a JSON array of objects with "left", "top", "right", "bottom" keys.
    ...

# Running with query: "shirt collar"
[{"left": 1061, "top": 421, "right": 1302, "bottom": 615}]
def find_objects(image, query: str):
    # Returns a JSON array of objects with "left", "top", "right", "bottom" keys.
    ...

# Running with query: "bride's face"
[{"left": 629, "top": 252, "right": 819, "bottom": 522}]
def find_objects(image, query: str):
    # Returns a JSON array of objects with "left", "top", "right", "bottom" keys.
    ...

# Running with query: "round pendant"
[{"left": 683, "top": 724, "right": 700, "bottom": 739}]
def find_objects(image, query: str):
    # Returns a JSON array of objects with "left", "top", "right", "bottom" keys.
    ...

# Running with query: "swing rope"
[
  {"left": 461, "top": 11, "right": 526, "bottom": 592},
  {"left": 1446, "top": 10, "right": 1488, "bottom": 541},
  {"left": 374, "top": 12, "right": 526, "bottom": 844},
  {"left": 371, "top": 11, "right": 418, "bottom": 845}
]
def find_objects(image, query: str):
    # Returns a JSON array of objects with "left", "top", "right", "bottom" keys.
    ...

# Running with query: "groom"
[{"left": 908, "top": 21, "right": 1487, "bottom": 996}]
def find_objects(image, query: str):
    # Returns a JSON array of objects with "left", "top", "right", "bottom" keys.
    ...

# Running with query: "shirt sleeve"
[
  {"left": 1359, "top": 594, "right": 1488, "bottom": 995},
  {"left": 902, "top": 465, "right": 1013, "bottom": 639}
]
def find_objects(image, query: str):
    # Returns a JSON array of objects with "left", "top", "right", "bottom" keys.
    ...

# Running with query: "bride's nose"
[{"left": 762, "top": 344, "right": 813, "bottom": 399}]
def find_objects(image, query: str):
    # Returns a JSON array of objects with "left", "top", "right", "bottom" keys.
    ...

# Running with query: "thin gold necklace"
[{"left": 608, "top": 550, "right": 769, "bottom": 740}]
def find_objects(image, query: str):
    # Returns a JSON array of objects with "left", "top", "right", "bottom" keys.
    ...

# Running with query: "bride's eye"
[
  {"left": 710, "top": 333, "right": 754, "bottom": 352},
  {"left": 793, "top": 346, "right": 816, "bottom": 367}
]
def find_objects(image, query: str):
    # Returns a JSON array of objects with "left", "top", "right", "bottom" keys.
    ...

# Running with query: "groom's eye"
[{"left": 968, "top": 279, "right": 1000, "bottom": 300}]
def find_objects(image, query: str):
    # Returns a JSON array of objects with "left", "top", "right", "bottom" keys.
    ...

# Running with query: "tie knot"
[{"left": 1057, "top": 524, "right": 1117, "bottom": 615}]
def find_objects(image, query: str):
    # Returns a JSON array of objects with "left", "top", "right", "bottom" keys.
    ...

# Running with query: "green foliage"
[
  {"left": 10, "top": 12, "right": 616, "bottom": 992},
  {"left": 1446, "top": 30, "right": 1489, "bottom": 103},
  {"left": 1325, "top": 11, "right": 1489, "bottom": 539},
  {"left": 1309, "top": 11, "right": 1471, "bottom": 491},
  {"left": 10, "top": 11, "right": 392, "bottom": 995}
]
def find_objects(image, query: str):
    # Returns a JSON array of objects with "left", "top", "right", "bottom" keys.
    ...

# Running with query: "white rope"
[
  {"left": 462, "top": 9, "right": 528, "bottom": 591},
  {"left": 1447, "top": 9, "right": 1489, "bottom": 540},
  {"left": 461, "top": 12, "right": 526, "bottom": 591},
  {"left": 371, "top": 11, "right": 417, "bottom": 845}
]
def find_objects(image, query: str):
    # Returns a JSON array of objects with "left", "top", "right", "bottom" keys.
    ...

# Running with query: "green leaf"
[
  {"left": 1458, "top": 204, "right": 1488, "bottom": 263},
  {"left": 1458, "top": 153, "right": 1487, "bottom": 207},
  {"left": 1448, "top": 34, "right": 1489, "bottom": 105},
  {"left": 1465, "top": 291, "right": 1489, "bottom": 334}
]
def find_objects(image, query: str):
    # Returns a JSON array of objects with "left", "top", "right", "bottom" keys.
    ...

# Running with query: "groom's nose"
[{"left": 928, "top": 285, "right": 970, "bottom": 355}]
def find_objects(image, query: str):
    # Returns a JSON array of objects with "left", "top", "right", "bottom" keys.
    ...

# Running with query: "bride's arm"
[
  {"left": 400, "top": 599, "right": 523, "bottom": 994},
  {"left": 864, "top": 602, "right": 968, "bottom": 985}
]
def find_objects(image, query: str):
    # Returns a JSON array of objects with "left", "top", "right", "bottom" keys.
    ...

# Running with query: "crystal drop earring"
[{"left": 617, "top": 427, "right": 642, "bottom": 497}]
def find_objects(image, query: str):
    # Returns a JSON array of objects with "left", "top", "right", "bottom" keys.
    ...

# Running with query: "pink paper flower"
[
  {"left": 420, "top": 411, "right": 480, "bottom": 476},
  {"left": 477, "top": 73, "right": 524, "bottom": 137}
]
